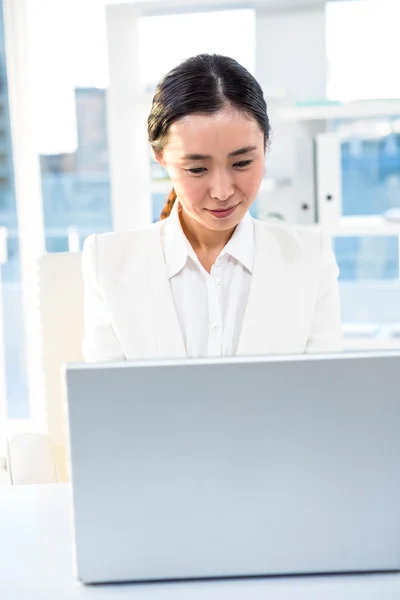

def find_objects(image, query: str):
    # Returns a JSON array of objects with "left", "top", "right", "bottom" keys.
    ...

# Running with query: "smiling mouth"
[{"left": 206, "top": 205, "right": 238, "bottom": 219}]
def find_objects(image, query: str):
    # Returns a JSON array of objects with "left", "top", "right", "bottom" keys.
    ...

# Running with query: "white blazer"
[{"left": 81, "top": 218, "right": 343, "bottom": 362}]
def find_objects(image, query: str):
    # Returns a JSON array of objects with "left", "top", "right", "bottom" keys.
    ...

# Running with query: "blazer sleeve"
[
  {"left": 81, "top": 234, "right": 126, "bottom": 362},
  {"left": 306, "top": 233, "right": 344, "bottom": 353}
]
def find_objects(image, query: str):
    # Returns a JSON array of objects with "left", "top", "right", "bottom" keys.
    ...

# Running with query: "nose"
[{"left": 209, "top": 169, "right": 235, "bottom": 202}]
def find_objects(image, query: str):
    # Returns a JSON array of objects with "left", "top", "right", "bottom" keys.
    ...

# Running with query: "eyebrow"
[{"left": 182, "top": 146, "right": 257, "bottom": 161}]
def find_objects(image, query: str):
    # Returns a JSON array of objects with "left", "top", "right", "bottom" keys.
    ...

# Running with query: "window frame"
[{"left": 2, "top": 0, "right": 46, "bottom": 445}]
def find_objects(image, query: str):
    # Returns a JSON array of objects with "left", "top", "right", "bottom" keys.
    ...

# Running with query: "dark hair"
[{"left": 148, "top": 54, "right": 271, "bottom": 220}]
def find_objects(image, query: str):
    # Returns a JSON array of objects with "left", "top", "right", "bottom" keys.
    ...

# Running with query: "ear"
[{"left": 152, "top": 148, "right": 166, "bottom": 168}]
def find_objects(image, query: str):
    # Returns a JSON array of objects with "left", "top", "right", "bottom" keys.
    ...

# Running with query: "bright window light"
[
  {"left": 26, "top": 0, "right": 109, "bottom": 155},
  {"left": 138, "top": 9, "right": 255, "bottom": 92},
  {"left": 326, "top": 0, "right": 400, "bottom": 101}
]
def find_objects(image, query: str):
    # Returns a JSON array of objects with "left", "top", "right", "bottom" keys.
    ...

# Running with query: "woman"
[{"left": 82, "top": 54, "right": 343, "bottom": 362}]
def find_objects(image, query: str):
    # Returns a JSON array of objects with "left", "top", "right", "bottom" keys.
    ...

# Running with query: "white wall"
[
  {"left": 256, "top": 6, "right": 326, "bottom": 101},
  {"left": 106, "top": 4, "right": 153, "bottom": 231},
  {"left": 255, "top": 5, "right": 327, "bottom": 219}
]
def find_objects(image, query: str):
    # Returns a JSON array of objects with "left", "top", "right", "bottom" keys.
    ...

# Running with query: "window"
[
  {"left": 334, "top": 236, "right": 399, "bottom": 281},
  {"left": 335, "top": 123, "right": 400, "bottom": 286},
  {"left": 1, "top": 0, "right": 113, "bottom": 418},
  {"left": 39, "top": 88, "right": 113, "bottom": 251},
  {"left": 0, "top": 0, "right": 29, "bottom": 417},
  {"left": 326, "top": 0, "right": 400, "bottom": 335},
  {"left": 326, "top": 0, "right": 400, "bottom": 219},
  {"left": 26, "top": 0, "right": 112, "bottom": 250}
]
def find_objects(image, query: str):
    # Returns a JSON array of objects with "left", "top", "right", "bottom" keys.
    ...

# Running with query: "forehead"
[{"left": 166, "top": 108, "right": 264, "bottom": 156}]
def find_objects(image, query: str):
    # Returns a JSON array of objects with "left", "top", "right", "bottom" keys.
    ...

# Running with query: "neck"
[
  {"left": 179, "top": 206, "right": 234, "bottom": 255},
  {"left": 178, "top": 205, "right": 236, "bottom": 273}
]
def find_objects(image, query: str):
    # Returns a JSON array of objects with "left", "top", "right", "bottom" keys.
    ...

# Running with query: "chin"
[{"left": 204, "top": 214, "right": 242, "bottom": 231}]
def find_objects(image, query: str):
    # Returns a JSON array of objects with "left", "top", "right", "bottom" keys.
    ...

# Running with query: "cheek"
[
  {"left": 169, "top": 169, "right": 207, "bottom": 207},
  {"left": 238, "top": 165, "right": 264, "bottom": 198}
]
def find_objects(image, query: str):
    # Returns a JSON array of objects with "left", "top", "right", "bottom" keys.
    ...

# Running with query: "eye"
[
  {"left": 234, "top": 160, "right": 253, "bottom": 169},
  {"left": 186, "top": 167, "right": 207, "bottom": 175}
]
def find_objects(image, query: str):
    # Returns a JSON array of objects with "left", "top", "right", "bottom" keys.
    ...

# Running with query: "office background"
[{"left": 1, "top": 0, "right": 400, "bottom": 426}]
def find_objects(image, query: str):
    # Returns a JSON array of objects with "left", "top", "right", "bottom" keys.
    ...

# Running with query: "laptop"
[{"left": 64, "top": 351, "right": 400, "bottom": 584}]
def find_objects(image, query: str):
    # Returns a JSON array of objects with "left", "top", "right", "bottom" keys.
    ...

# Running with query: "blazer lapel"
[
  {"left": 118, "top": 219, "right": 309, "bottom": 361},
  {"left": 149, "top": 228, "right": 187, "bottom": 359},
  {"left": 113, "top": 224, "right": 186, "bottom": 360},
  {"left": 236, "top": 220, "right": 302, "bottom": 357}
]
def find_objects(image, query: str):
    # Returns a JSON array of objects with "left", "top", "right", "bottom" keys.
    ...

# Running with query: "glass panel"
[
  {"left": 152, "top": 193, "right": 167, "bottom": 224},
  {"left": 40, "top": 88, "right": 112, "bottom": 251},
  {"left": 338, "top": 122, "right": 400, "bottom": 217},
  {"left": 0, "top": 1, "right": 29, "bottom": 417},
  {"left": 334, "top": 236, "right": 399, "bottom": 281},
  {"left": 27, "top": 0, "right": 112, "bottom": 251},
  {"left": 335, "top": 235, "right": 400, "bottom": 344},
  {"left": 327, "top": 0, "right": 400, "bottom": 308}
]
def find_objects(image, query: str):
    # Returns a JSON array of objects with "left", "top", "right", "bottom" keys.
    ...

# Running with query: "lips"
[{"left": 206, "top": 205, "right": 238, "bottom": 219}]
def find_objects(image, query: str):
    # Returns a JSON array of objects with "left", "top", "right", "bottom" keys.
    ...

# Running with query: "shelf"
[
  {"left": 343, "top": 337, "right": 400, "bottom": 350},
  {"left": 309, "top": 215, "right": 400, "bottom": 237},
  {"left": 277, "top": 100, "right": 400, "bottom": 122},
  {"left": 342, "top": 322, "right": 400, "bottom": 350}
]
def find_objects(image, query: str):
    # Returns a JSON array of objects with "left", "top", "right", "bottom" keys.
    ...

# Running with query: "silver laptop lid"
[{"left": 65, "top": 351, "right": 400, "bottom": 584}]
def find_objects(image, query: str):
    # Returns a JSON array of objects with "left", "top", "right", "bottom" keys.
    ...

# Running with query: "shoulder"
[
  {"left": 253, "top": 217, "right": 324, "bottom": 249},
  {"left": 252, "top": 218, "right": 333, "bottom": 272},
  {"left": 92, "top": 220, "right": 163, "bottom": 249},
  {"left": 83, "top": 221, "right": 164, "bottom": 260},
  {"left": 81, "top": 222, "right": 165, "bottom": 282}
]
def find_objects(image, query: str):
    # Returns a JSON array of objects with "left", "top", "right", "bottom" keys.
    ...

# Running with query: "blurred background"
[{"left": 1, "top": 0, "right": 400, "bottom": 448}]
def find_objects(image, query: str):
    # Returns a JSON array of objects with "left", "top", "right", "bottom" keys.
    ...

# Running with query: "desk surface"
[{"left": 1, "top": 484, "right": 400, "bottom": 599}]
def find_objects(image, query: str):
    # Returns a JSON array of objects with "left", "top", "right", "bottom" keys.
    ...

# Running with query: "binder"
[{"left": 315, "top": 133, "right": 342, "bottom": 225}]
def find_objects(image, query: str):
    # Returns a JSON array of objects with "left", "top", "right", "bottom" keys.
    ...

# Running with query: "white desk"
[{"left": 1, "top": 484, "right": 400, "bottom": 599}]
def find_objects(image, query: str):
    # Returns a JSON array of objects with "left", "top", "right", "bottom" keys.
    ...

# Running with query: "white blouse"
[{"left": 162, "top": 201, "right": 255, "bottom": 358}]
